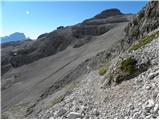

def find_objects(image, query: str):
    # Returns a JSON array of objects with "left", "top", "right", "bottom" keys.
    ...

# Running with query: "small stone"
[
  {"left": 124, "top": 116, "right": 129, "bottom": 119},
  {"left": 129, "top": 104, "right": 134, "bottom": 110},
  {"left": 78, "top": 100, "right": 83, "bottom": 104},
  {"left": 145, "top": 114, "right": 152, "bottom": 119},
  {"left": 148, "top": 72, "right": 158, "bottom": 80},
  {"left": 55, "top": 108, "right": 67, "bottom": 117},
  {"left": 100, "top": 76, "right": 106, "bottom": 81},
  {"left": 153, "top": 103, "right": 159, "bottom": 113},
  {"left": 73, "top": 106, "right": 80, "bottom": 112},
  {"left": 67, "top": 112, "right": 82, "bottom": 119},
  {"left": 92, "top": 109, "right": 99, "bottom": 116},
  {"left": 84, "top": 103, "right": 88, "bottom": 106},
  {"left": 81, "top": 105, "right": 87, "bottom": 111},
  {"left": 49, "top": 117, "right": 54, "bottom": 119},
  {"left": 84, "top": 115, "right": 90, "bottom": 119},
  {"left": 144, "top": 99, "right": 155, "bottom": 110},
  {"left": 133, "top": 112, "right": 140, "bottom": 118},
  {"left": 137, "top": 78, "right": 143, "bottom": 83},
  {"left": 146, "top": 85, "right": 151, "bottom": 90}
]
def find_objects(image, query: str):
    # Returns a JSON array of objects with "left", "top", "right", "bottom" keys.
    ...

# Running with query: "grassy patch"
[
  {"left": 129, "top": 31, "right": 159, "bottom": 52},
  {"left": 51, "top": 95, "right": 65, "bottom": 107},
  {"left": 98, "top": 67, "right": 107, "bottom": 76},
  {"left": 120, "top": 57, "right": 137, "bottom": 75}
]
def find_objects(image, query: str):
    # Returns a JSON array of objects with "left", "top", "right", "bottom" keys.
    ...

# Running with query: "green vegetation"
[
  {"left": 129, "top": 31, "right": 159, "bottom": 52},
  {"left": 131, "top": 28, "right": 139, "bottom": 37},
  {"left": 120, "top": 57, "right": 137, "bottom": 75},
  {"left": 51, "top": 95, "right": 65, "bottom": 107},
  {"left": 98, "top": 67, "right": 107, "bottom": 76}
]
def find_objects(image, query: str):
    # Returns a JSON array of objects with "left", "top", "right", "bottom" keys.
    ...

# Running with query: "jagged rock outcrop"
[
  {"left": 72, "top": 9, "right": 128, "bottom": 38},
  {"left": 124, "top": 1, "right": 158, "bottom": 45}
]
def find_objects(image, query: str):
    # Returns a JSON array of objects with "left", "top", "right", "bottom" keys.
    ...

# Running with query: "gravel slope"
[
  {"left": 32, "top": 35, "right": 159, "bottom": 119},
  {"left": 1, "top": 21, "right": 130, "bottom": 118}
]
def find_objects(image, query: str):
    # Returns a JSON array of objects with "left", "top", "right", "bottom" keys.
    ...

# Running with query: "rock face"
[
  {"left": 1, "top": 39, "right": 33, "bottom": 75},
  {"left": 73, "top": 9, "right": 127, "bottom": 38},
  {"left": 124, "top": 1, "right": 159, "bottom": 46}
]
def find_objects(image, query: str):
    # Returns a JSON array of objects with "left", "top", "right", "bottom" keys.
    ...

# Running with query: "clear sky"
[{"left": 1, "top": 0, "right": 148, "bottom": 39}]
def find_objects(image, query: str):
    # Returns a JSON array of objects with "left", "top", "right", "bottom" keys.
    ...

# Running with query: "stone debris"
[{"left": 35, "top": 37, "right": 159, "bottom": 119}]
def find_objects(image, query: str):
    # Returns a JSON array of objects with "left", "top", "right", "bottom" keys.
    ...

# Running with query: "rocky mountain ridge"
[
  {"left": 1, "top": 32, "right": 27, "bottom": 43},
  {"left": 1, "top": 8, "right": 131, "bottom": 74}
]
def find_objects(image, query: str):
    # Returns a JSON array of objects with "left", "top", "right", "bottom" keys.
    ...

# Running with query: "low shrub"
[
  {"left": 120, "top": 57, "right": 137, "bottom": 75},
  {"left": 98, "top": 68, "right": 107, "bottom": 76}
]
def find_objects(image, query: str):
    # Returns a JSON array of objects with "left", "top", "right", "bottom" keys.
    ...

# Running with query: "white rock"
[
  {"left": 148, "top": 72, "right": 158, "bottom": 80},
  {"left": 146, "top": 85, "right": 151, "bottom": 90},
  {"left": 145, "top": 114, "right": 152, "bottom": 119},
  {"left": 49, "top": 117, "right": 54, "bottom": 119},
  {"left": 92, "top": 109, "right": 99, "bottom": 116},
  {"left": 67, "top": 112, "right": 82, "bottom": 119},
  {"left": 145, "top": 99, "right": 155, "bottom": 109},
  {"left": 133, "top": 112, "right": 140, "bottom": 118},
  {"left": 100, "top": 76, "right": 106, "bottom": 81},
  {"left": 153, "top": 104, "right": 159, "bottom": 113},
  {"left": 128, "top": 103, "right": 134, "bottom": 110}
]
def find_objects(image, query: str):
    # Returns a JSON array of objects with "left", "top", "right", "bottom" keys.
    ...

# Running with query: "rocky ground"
[
  {"left": 31, "top": 32, "right": 159, "bottom": 119},
  {"left": 1, "top": 1, "right": 159, "bottom": 119}
]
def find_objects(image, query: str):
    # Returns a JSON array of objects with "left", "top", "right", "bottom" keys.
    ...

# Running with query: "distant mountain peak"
[
  {"left": 94, "top": 8, "right": 123, "bottom": 19},
  {"left": 1, "top": 32, "right": 27, "bottom": 43}
]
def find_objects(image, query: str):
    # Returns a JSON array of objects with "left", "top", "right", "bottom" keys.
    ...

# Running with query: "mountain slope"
[
  {"left": 1, "top": 9, "right": 131, "bottom": 74},
  {"left": 1, "top": 9, "right": 132, "bottom": 118},
  {"left": 1, "top": 1, "right": 159, "bottom": 119},
  {"left": 32, "top": 30, "right": 159, "bottom": 119}
]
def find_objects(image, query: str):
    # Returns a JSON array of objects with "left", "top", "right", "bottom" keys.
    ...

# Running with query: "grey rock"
[
  {"left": 92, "top": 109, "right": 100, "bottom": 116},
  {"left": 133, "top": 112, "right": 140, "bottom": 118},
  {"left": 144, "top": 99, "right": 155, "bottom": 110},
  {"left": 73, "top": 106, "right": 80, "bottom": 112},
  {"left": 148, "top": 72, "right": 158, "bottom": 80},
  {"left": 146, "top": 85, "right": 151, "bottom": 90},
  {"left": 49, "top": 117, "right": 54, "bottom": 119},
  {"left": 67, "top": 112, "right": 82, "bottom": 119},
  {"left": 145, "top": 114, "right": 153, "bottom": 119},
  {"left": 153, "top": 104, "right": 159, "bottom": 113},
  {"left": 128, "top": 103, "right": 134, "bottom": 110},
  {"left": 55, "top": 108, "right": 67, "bottom": 117}
]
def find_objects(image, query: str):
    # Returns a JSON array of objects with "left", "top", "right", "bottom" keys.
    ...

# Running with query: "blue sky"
[{"left": 1, "top": 0, "right": 148, "bottom": 39}]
